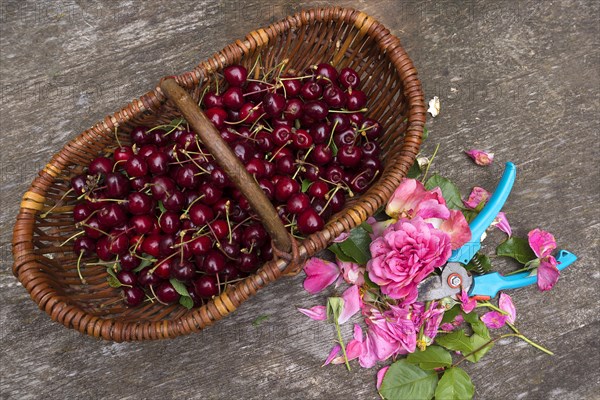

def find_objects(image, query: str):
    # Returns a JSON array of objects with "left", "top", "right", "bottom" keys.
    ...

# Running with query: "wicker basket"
[{"left": 12, "top": 7, "right": 425, "bottom": 341}]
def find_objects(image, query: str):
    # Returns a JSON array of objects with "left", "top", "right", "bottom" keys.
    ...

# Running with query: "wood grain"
[{"left": 1, "top": 0, "right": 598, "bottom": 399}]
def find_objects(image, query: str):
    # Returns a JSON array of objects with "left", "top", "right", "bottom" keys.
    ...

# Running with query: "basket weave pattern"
[{"left": 12, "top": 7, "right": 425, "bottom": 341}]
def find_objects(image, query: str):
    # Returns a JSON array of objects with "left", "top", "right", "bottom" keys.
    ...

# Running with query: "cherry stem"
[
  {"left": 268, "top": 140, "right": 292, "bottom": 162},
  {"left": 329, "top": 108, "right": 368, "bottom": 114},
  {"left": 421, "top": 143, "right": 440, "bottom": 183},
  {"left": 40, "top": 188, "right": 75, "bottom": 218},
  {"left": 76, "top": 250, "right": 87, "bottom": 284},
  {"left": 292, "top": 145, "right": 314, "bottom": 180},
  {"left": 60, "top": 230, "right": 85, "bottom": 247}
]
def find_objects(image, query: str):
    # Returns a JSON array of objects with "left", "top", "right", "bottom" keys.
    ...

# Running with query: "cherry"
[
  {"left": 297, "top": 208, "right": 324, "bottom": 235},
  {"left": 303, "top": 164, "right": 322, "bottom": 181},
  {"left": 203, "top": 91, "right": 223, "bottom": 108},
  {"left": 120, "top": 253, "right": 140, "bottom": 271},
  {"left": 361, "top": 156, "right": 382, "bottom": 171},
  {"left": 130, "top": 176, "right": 150, "bottom": 191},
  {"left": 239, "top": 252, "right": 259, "bottom": 273},
  {"left": 150, "top": 176, "right": 176, "bottom": 200},
  {"left": 210, "top": 219, "right": 229, "bottom": 240},
  {"left": 130, "top": 214, "right": 154, "bottom": 234},
  {"left": 210, "top": 167, "right": 231, "bottom": 188},
  {"left": 308, "top": 181, "right": 328, "bottom": 198},
  {"left": 246, "top": 158, "right": 266, "bottom": 178},
  {"left": 97, "top": 204, "right": 127, "bottom": 228},
  {"left": 325, "top": 165, "right": 345, "bottom": 184},
  {"left": 338, "top": 67, "right": 361, "bottom": 89},
  {"left": 125, "top": 155, "right": 148, "bottom": 178},
  {"left": 333, "top": 128, "right": 357, "bottom": 147},
  {"left": 130, "top": 126, "right": 151, "bottom": 145},
  {"left": 108, "top": 234, "right": 129, "bottom": 255},
  {"left": 122, "top": 286, "right": 145, "bottom": 306},
  {"left": 349, "top": 112, "right": 364, "bottom": 126},
  {"left": 114, "top": 146, "right": 134, "bottom": 164},
  {"left": 346, "top": 90, "right": 367, "bottom": 111},
  {"left": 71, "top": 175, "right": 88, "bottom": 195},
  {"left": 303, "top": 100, "right": 329, "bottom": 120},
  {"left": 159, "top": 234, "right": 177, "bottom": 257},
  {"left": 191, "top": 235, "right": 212, "bottom": 255},
  {"left": 163, "top": 190, "right": 185, "bottom": 211},
  {"left": 95, "top": 237, "right": 113, "bottom": 261},
  {"left": 73, "top": 203, "right": 92, "bottom": 222},
  {"left": 117, "top": 270, "right": 137, "bottom": 286},
  {"left": 147, "top": 152, "right": 169, "bottom": 175},
  {"left": 245, "top": 81, "right": 267, "bottom": 102},
  {"left": 256, "top": 131, "right": 275, "bottom": 152},
  {"left": 82, "top": 217, "right": 103, "bottom": 239},
  {"left": 292, "top": 129, "right": 313, "bottom": 149},
  {"left": 275, "top": 155, "right": 295, "bottom": 175},
  {"left": 159, "top": 211, "right": 181, "bottom": 234},
  {"left": 310, "top": 144, "right": 333, "bottom": 165},
  {"left": 360, "top": 118, "right": 383, "bottom": 140},
  {"left": 220, "top": 264, "right": 241, "bottom": 281},
  {"left": 175, "top": 164, "right": 201, "bottom": 188},
  {"left": 351, "top": 173, "right": 371, "bottom": 193},
  {"left": 222, "top": 86, "right": 244, "bottom": 110},
  {"left": 193, "top": 276, "right": 219, "bottom": 298},
  {"left": 312, "top": 198, "right": 333, "bottom": 220},
  {"left": 338, "top": 145, "right": 362, "bottom": 168},
  {"left": 220, "top": 241, "right": 241, "bottom": 259},
  {"left": 198, "top": 183, "right": 222, "bottom": 205},
  {"left": 189, "top": 203, "right": 214, "bottom": 226},
  {"left": 155, "top": 282, "right": 180, "bottom": 304},
  {"left": 275, "top": 176, "right": 300, "bottom": 202},
  {"left": 314, "top": 63, "right": 338, "bottom": 85},
  {"left": 329, "top": 190, "right": 346, "bottom": 212},
  {"left": 242, "top": 223, "right": 268, "bottom": 248},
  {"left": 272, "top": 126, "right": 292, "bottom": 147},
  {"left": 323, "top": 84, "right": 347, "bottom": 108},
  {"left": 138, "top": 144, "right": 158, "bottom": 159},
  {"left": 152, "top": 259, "right": 172, "bottom": 281},
  {"left": 205, "top": 107, "right": 228, "bottom": 129},
  {"left": 105, "top": 173, "right": 130, "bottom": 198},
  {"left": 361, "top": 141, "right": 380, "bottom": 157},
  {"left": 283, "top": 98, "right": 304, "bottom": 121},
  {"left": 278, "top": 75, "right": 302, "bottom": 97},
  {"left": 258, "top": 179, "right": 275, "bottom": 200},
  {"left": 329, "top": 113, "right": 351, "bottom": 132},
  {"left": 73, "top": 236, "right": 95, "bottom": 256},
  {"left": 232, "top": 141, "right": 254, "bottom": 164},
  {"left": 263, "top": 92, "right": 286, "bottom": 117},
  {"left": 127, "top": 192, "right": 153, "bottom": 215},
  {"left": 239, "top": 102, "right": 263, "bottom": 124},
  {"left": 171, "top": 260, "right": 195, "bottom": 281},
  {"left": 286, "top": 193, "right": 310, "bottom": 214},
  {"left": 300, "top": 81, "right": 323, "bottom": 100},
  {"left": 309, "top": 122, "right": 331, "bottom": 144},
  {"left": 141, "top": 234, "right": 161, "bottom": 257},
  {"left": 89, "top": 157, "right": 114, "bottom": 176},
  {"left": 223, "top": 65, "right": 248, "bottom": 86},
  {"left": 203, "top": 250, "right": 226, "bottom": 275}
]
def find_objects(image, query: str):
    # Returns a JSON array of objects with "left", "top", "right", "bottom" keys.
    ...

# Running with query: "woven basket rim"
[{"left": 12, "top": 6, "right": 425, "bottom": 341}]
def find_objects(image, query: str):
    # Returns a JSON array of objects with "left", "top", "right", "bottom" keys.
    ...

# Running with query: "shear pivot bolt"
[{"left": 447, "top": 273, "right": 462, "bottom": 289}]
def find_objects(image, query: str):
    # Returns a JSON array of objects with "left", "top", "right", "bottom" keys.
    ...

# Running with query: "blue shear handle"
[
  {"left": 469, "top": 250, "right": 577, "bottom": 298},
  {"left": 447, "top": 162, "right": 517, "bottom": 265}
]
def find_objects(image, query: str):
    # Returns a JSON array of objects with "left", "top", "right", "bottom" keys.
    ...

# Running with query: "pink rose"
[
  {"left": 386, "top": 179, "right": 450, "bottom": 220},
  {"left": 367, "top": 217, "right": 452, "bottom": 303}
]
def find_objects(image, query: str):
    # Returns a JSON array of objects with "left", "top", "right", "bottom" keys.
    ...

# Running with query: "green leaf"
[
  {"left": 252, "top": 315, "right": 270, "bottom": 326},
  {"left": 301, "top": 179, "right": 312, "bottom": 193},
  {"left": 496, "top": 237, "right": 537, "bottom": 264},
  {"left": 379, "top": 359, "right": 438, "bottom": 400},
  {"left": 330, "top": 141, "right": 338, "bottom": 156},
  {"left": 465, "top": 253, "right": 492, "bottom": 274},
  {"left": 424, "top": 174, "right": 462, "bottom": 210},
  {"left": 170, "top": 117, "right": 185, "bottom": 126},
  {"left": 441, "top": 305, "right": 461, "bottom": 325},
  {"left": 338, "top": 226, "right": 371, "bottom": 265},
  {"left": 179, "top": 296, "right": 194, "bottom": 309},
  {"left": 106, "top": 267, "right": 122, "bottom": 288},
  {"left": 406, "top": 345, "right": 453, "bottom": 370},
  {"left": 461, "top": 311, "right": 491, "bottom": 340},
  {"left": 407, "top": 159, "right": 422, "bottom": 179},
  {"left": 435, "top": 367, "right": 475, "bottom": 400},
  {"left": 158, "top": 201, "right": 167, "bottom": 214},
  {"left": 169, "top": 278, "right": 191, "bottom": 297},
  {"left": 360, "top": 221, "right": 373, "bottom": 234},
  {"left": 133, "top": 254, "right": 154, "bottom": 273},
  {"left": 326, "top": 297, "right": 344, "bottom": 323},
  {"left": 328, "top": 243, "right": 355, "bottom": 263},
  {"left": 422, "top": 126, "right": 429, "bottom": 141},
  {"left": 435, "top": 330, "right": 494, "bottom": 363}
]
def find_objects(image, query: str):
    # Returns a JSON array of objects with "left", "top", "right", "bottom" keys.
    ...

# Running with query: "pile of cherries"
[{"left": 69, "top": 62, "right": 383, "bottom": 309}]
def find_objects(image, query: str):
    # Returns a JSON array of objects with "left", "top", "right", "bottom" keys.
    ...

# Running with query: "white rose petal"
[{"left": 427, "top": 96, "right": 440, "bottom": 117}]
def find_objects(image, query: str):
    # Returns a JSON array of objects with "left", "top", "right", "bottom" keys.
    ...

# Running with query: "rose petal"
[
  {"left": 528, "top": 228, "right": 557, "bottom": 258},
  {"left": 492, "top": 212, "right": 512, "bottom": 237},
  {"left": 303, "top": 258, "right": 340, "bottom": 294},
  {"left": 459, "top": 290, "right": 477, "bottom": 314},
  {"left": 463, "top": 187, "right": 491, "bottom": 209},
  {"left": 499, "top": 293, "right": 516, "bottom": 324},
  {"left": 537, "top": 257, "right": 560, "bottom": 291},
  {"left": 465, "top": 149, "right": 494, "bottom": 166},
  {"left": 481, "top": 311, "right": 508, "bottom": 329},
  {"left": 439, "top": 209, "right": 472, "bottom": 249},
  {"left": 345, "top": 339, "right": 362, "bottom": 361},
  {"left": 376, "top": 366, "right": 390, "bottom": 390},
  {"left": 353, "top": 324, "right": 364, "bottom": 342},
  {"left": 339, "top": 260, "right": 365, "bottom": 286},
  {"left": 386, "top": 179, "right": 425, "bottom": 219},
  {"left": 338, "top": 285, "right": 362, "bottom": 324},
  {"left": 440, "top": 323, "right": 455, "bottom": 331},
  {"left": 323, "top": 344, "right": 341, "bottom": 366},
  {"left": 297, "top": 305, "right": 327, "bottom": 321},
  {"left": 332, "top": 232, "right": 350, "bottom": 243}
]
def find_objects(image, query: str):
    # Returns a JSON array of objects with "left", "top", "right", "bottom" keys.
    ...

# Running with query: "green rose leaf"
[
  {"left": 338, "top": 226, "right": 371, "bottom": 265},
  {"left": 435, "top": 330, "right": 494, "bottom": 363},
  {"left": 424, "top": 174, "right": 462, "bottom": 210},
  {"left": 461, "top": 311, "right": 491, "bottom": 340},
  {"left": 133, "top": 255, "right": 154, "bottom": 273},
  {"left": 435, "top": 367, "right": 475, "bottom": 400},
  {"left": 422, "top": 126, "right": 429, "bottom": 141},
  {"left": 301, "top": 179, "right": 312, "bottom": 193},
  {"left": 379, "top": 359, "right": 438, "bottom": 400},
  {"left": 330, "top": 141, "right": 339, "bottom": 156},
  {"left": 406, "top": 345, "right": 453, "bottom": 370},
  {"left": 169, "top": 278, "right": 191, "bottom": 297},
  {"left": 441, "top": 305, "right": 461, "bottom": 325},
  {"left": 328, "top": 243, "right": 355, "bottom": 263},
  {"left": 179, "top": 296, "right": 194, "bottom": 309},
  {"left": 496, "top": 237, "right": 537, "bottom": 265},
  {"left": 407, "top": 159, "right": 422, "bottom": 179}
]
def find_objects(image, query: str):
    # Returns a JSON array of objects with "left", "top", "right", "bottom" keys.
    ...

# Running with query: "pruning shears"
[{"left": 417, "top": 162, "right": 577, "bottom": 301}]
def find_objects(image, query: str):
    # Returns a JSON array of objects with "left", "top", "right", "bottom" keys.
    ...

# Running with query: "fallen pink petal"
[
  {"left": 385, "top": 179, "right": 450, "bottom": 221},
  {"left": 332, "top": 231, "right": 350, "bottom": 243},
  {"left": 376, "top": 366, "right": 390, "bottom": 390},
  {"left": 481, "top": 311, "right": 508, "bottom": 329},
  {"left": 338, "top": 285, "right": 362, "bottom": 324},
  {"left": 465, "top": 149, "right": 495, "bottom": 166},
  {"left": 499, "top": 293, "right": 516, "bottom": 324},
  {"left": 323, "top": 344, "right": 341, "bottom": 366},
  {"left": 492, "top": 212, "right": 512, "bottom": 237},
  {"left": 537, "top": 257, "right": 560, "bottom": 291},
  {"left": 339, "top": 259, "right": 365, "bottom": 286},
  {"left": 439, "top": 209, "right": 472, "bottom": 249},
  {"left": 459, "top": 290, "right": 477, "bottom": 314},
  {"left": 463, "top": 187, "right": 491, "bottom": 209},
  {"left": 303, "top": 258, "right": 340, "bottom": 294},
  {"left": 297, "top": 305, "right": 327, "bottom": 321},
  {"left": 528, "top": 228, "right": 557, "bottom": 258}
]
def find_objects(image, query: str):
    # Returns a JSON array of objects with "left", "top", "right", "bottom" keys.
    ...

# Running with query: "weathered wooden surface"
[{"left": 1, "top": 1, "right": 598, "bottom": 399}]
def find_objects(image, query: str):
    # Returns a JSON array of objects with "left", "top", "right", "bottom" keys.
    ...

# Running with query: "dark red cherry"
[
  {"left": 117, "top": 270, "right": 137, "bottom": 286},
  {"left": 159, "top": 211, "right": 181, "bottom": 234},
  {"left": 309, "top": 122, "right": 331, "bottom": 144},
  {"left": 127, "top": 192, "right": 153, "bottom": 215},
  {"left": 312, "top": 198, "right": 332, "bottom": 220},
  {"left": 73, "top": 203, "right": 92, "bottom": 222},
  {"left": 338, "top": 145, "right": 362, "bottom": 168},
  {"left": 193, "top": 276, "right": 219, "bottom": 298},
  {"left": 73, "top": 236, "right": 95, "bottom": 256},
  {"left": 272, "top": 126, "right": 292, "bottom": 146},
  {"left": 360, "top": 118, "right": 383, "bottom": 140},
  {"left": 138, "top": 267, "right": 160, "bottom": 287},
  {"left": 108, "top": 234, "right": 129, "bottom": 255},
  {"left": 219, "top": 264, "right": 241, "bottom": 281},
  {"left": 255, "top": 131, "right": 275, "bottom": 152},
  {"left": 286, "top": 193, "right": 311, "bottom": 214},
  {"left": 323, "top": 84, "right": 347, "bottom": 108},
  {"left": 138, "top": 144, "right": 158, "bottom": 159},
  {"left": 222, "top": 86, "right": 244, "bottom": 110},
  {"left": 203, "top": 250, "right": 226, "bottom": 275},
  {"left": 275, "top": 176, "right": 300, "bottom": 202},
  {"left": 246, "top": 158, "right": 266, "bottom": 178},
  {"left": 338, "top": 67, "right": 360, "bottom": 89},
  {"left": 303, "top": 164, "right": 322, "bottom": 181},
  {"left": 130, "top": 126, "right": 151, "bottom": 145},
  {"left": 175, "top": 164, "right": 201, "bottom": 188},
  {"left": 292, "top": 129, "right": 313, "bottom": 149},
  {"left": 314, "top": 63, "right": 338, "bottom": 85},
  {"left": 223, "top": 65, "right": 248, "bottom": 86},
  {"left": 140, "top": 234, "right": 161, "bottom": 257},
  {"left": 189, "top": 203, "right": 214, "bottom": 226},
  {"left": 310, "top": 144, "right": 333, "bottom": 165},
  {"left": 245, "top": 81, "right": 267, "bottom": 102},
  {"left": 122, "top": 286, "right": 145, "bottom": 306},
  {"left": 95, "top": 237, "right": 113, "bottom": 261},
  {"left": 150, "top": 176, "right": 176, "bottom": 200},
  {"left": 155, "top": 282, "right": 180, "bottom": 304},
  {"left": 130, "top": 176, "right": 150, "bottom": 191},
  {"left": 114, "top": 146, "right": 134, "bottom": 164},
  {"left": 89, "top": 156, "right": 114, "bottom": 176},
  {"left": 155, "top": 260, "right": 175, "bottom": 282},
  {"left": 198, "top": 183, "right": 222, "bottom": 205},
  {"left": 171, "top": 260, "right": 195, "bottom": 281},
  {"left": 220, "top": 242, "right": 241, "bottom": 259},
  {"left": 83, "top": 217, "right": 103, "bottom": 239},
  {"left": 239, "top": 102, "right": 263, "bottom": 124},
  {"left": 231, "top": 141, "right": 254, "bottom": 164},
  {"left": 97, "top": 204, "right": 127, "bottom": 228},
  {"left": 191, "top": 235, "right": 212, "bottom": 255},
  {"left": 308, "top": 181, "right": 328, "bottom": 199},
  {"left": 125, "top": 155, "right": 148, "bottom": 178},
  {"left": 297, "top": 208, "right": 324, "bottom": 235},
  {"left": 205, "top": 107, "right": 228, "bottom": 129},
  {"left": 275, "top": 155, "right": 295, "bottom": 175},
  {"left": 238, "top": 252, "right": 259, "bottom": 273},
  {"left": 333, "top": 128, "right": 357, "bottom": 147},
  {"left": 203, "top": 91, "right": 223, "bottom": 108},
  {"left": 361, "top": 141, "right": 380, "bottom": 157},
  {"left": 361, "top": 156, "right": 382, "bottom": 171},
  {"left": 242, "top": 223, "right": 268, "bottom": 248},
  {"left": 283, "top": 98, "right": 304, "bottom": 121},
  {"left": 329, "top": 190, "right": 346, "bottom": 213},
  {"left": 105, "top": 173, "right": 130, "bottom": 198},
  {"left": 278, "top": 75, "right": 302, "bottom": 97},
  {"left": 300, "top": 81, "right": 323, "bottom": 100},
  {"left": 146, "top": 151, "right": 169, "bottom": 175},
  {"left": 120, "top": 253, "right": 140, "bottom": 271},
  {"left": 346, "top": 90, "right": 367, "bottom": 111},
  {"left": 263, "top": 92, "right": 287, "bottom": 117},
  {"left": 71, "top": 175, "right": 88, "bottom": 195},
  {"left": 163, "top": 190, "right": 185, "bottom": 212},
  {"left": 325, "top": 165, "right": 345, "bottom": 184},
  {"left": 303, "top": 100, "right": 329, "bottom": 120}
]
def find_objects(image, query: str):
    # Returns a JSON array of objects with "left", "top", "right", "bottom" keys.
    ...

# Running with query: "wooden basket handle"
[{"left": 159, "top": 78, "right": 292, "bottom": 253}]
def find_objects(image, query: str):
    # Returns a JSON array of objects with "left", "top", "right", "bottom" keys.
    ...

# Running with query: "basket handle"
[{"left": 159, "top": 79, "right": 292, "bottom": 253}]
